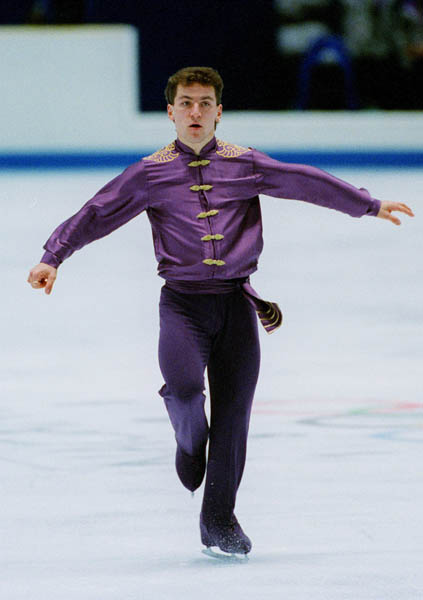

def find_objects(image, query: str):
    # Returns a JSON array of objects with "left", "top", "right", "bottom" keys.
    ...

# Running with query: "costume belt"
[{"left": 164, "top": 277, "right": 282, "bottom": 334}]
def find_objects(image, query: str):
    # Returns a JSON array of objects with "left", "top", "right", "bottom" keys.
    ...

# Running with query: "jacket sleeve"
[
  {"left": 40, "top": 161, "right": 149, "bottom": 268},
  {"left": 252, "top": 149, "right": 381, "bottom": 218}
]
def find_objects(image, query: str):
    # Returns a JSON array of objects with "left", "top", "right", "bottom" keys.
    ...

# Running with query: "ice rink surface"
[{"left": 1, "top": 167, "right": 422, "bottom": 599}]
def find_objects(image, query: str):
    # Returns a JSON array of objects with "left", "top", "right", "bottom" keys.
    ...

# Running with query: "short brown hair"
[{"left": 165, "top": 66, "right": 224, "bottom": 105}]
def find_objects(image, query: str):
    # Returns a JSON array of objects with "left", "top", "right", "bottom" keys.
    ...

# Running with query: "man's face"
[{"left": 167, "top": 83, "right": 222, "bottom": 150}]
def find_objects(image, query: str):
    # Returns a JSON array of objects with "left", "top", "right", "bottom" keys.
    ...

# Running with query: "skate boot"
[
  {"left": 200, "top": 512, "right": 252, "bottom": 555},
  {"left": 175, "top": 444, "right": 207, "bottom": 492}
]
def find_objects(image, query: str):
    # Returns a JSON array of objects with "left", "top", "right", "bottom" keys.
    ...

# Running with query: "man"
[{"left": 28, "top": 66, "right": 414, "bottom": 557}]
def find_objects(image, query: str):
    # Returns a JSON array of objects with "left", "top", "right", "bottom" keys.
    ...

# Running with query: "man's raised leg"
[{"left": 158, "top": 286, "right": 213, "bottom": 491}]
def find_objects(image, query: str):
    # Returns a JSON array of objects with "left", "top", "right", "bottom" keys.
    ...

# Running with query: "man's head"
[
  {"left": 165, "top": 66, "right": 223, "bottom": 105},
  {"left": 165, "top": 67, "right": 224, "bottom": 153}
]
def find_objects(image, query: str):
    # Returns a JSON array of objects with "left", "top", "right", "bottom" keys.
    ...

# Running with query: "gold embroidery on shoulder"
[
  {"left": 143, "top": 142, "right": 180, "bottom": 163},
  {"left": 216, "top": 139, "right": 251, "bottom": 158}
]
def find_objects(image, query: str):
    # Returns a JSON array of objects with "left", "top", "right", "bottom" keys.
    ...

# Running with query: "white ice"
[{"left": 1, "top": 168, "right": 422, "bottom": 599}]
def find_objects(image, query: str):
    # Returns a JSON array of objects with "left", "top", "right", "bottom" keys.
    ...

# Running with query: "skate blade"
[{"left": 202, "top": 547, "right": 249, "bottom": 563}]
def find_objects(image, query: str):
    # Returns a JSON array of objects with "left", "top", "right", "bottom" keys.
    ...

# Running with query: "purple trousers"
[{"left": 158, "top": 280, "right": 261, "bottom": 521}]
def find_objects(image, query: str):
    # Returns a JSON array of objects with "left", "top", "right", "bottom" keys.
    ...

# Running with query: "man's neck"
[{"left": 177, "top": 133, "right": 215, "bottom": 155}]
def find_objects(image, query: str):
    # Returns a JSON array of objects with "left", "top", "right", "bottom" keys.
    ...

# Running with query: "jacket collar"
[{"left": 174, "top": 136, "right": 217, "bottom": 157}]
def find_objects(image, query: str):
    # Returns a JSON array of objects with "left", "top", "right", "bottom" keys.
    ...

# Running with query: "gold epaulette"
[
  {"left": 216, "top": 139, "right": 251, "bottom": 158},
  {"left": 143, "top": 143, "right": 179, "bottom": 163}
]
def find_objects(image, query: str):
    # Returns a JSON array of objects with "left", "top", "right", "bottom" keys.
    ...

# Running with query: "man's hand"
[
  {"left": 27, "top": 263, "right": 57, "bottom": 295},
  {"left": 376, "top": 201, "right": 415, "bottom": 226}
]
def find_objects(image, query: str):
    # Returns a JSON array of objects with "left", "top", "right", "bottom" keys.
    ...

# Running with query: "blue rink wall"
[
  {"left": 1, "top": 25, "right": 423, "bottom": 170},
  {"left": 1, "top": 150, "right": 423, "bottom": 170}
]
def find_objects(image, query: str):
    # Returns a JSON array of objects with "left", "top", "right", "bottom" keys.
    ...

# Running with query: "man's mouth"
[{"left": 189, "top": 124, "right": 202, "bottom": 128}]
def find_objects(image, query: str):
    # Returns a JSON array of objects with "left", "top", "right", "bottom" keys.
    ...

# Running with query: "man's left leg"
[{"left": 200, "top": 290, "right": 261, "bottom": 553}]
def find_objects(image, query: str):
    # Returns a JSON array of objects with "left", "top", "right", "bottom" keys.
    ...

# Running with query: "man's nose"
[{"left": 190, "top": 103, "right": 201, "bottom": 118}]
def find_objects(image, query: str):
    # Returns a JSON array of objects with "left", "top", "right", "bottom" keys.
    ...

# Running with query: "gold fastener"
[
  {"left": 188, "top": 160, "right": 211, "bottom": 167},
  {"left": 201, "top": 234, "right": 224, "bottom": 241},
  {"left": 196, "top": 209, "right": 219, "bottom": 219},
  {"left": 190, "top": 184, "right": 213, "bottom": 192},
  {"left": 202, "top": 259, "right": 226, "bottom": 266}
]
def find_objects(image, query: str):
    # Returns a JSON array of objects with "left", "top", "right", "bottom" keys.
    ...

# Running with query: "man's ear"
[
  {"left": 167, "top": 104, "right": 175, "bottom": 122},
  {"left": 216, "top": 104, "right": 223, "bottom": 123}
]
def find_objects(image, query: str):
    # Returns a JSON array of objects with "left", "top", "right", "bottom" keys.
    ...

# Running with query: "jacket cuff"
[
  {"left": 366, "top": 198, "right": 381, "bottom": 217},
  {"left": 40, "top": 250, "right": 62, "bottom": 269}
]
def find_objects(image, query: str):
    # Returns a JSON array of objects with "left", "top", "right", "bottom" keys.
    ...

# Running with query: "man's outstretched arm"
[
  {"left": 27, "top": 160, "right": 149, "bottom": 295},
  {"left": 252, "top": 150, "right": 415, "bottom": 222}
]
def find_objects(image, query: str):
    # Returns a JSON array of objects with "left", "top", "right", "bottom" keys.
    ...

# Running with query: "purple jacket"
[{"left": 41, "top": 136, "right": 381, "bottom": 279}]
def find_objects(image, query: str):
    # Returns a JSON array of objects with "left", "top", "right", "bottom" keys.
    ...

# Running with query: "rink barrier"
[{"left": 1, "top": 150, "right": 423, "bottom": 170}]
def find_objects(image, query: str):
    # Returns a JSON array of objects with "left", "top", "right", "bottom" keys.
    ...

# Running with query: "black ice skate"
[
  {"left": 175, "top": 444, "right": 207, "bottom": 492},
  {"left": 200, "top": 512, "right": 252, "bottom": 558}
]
